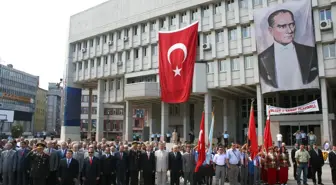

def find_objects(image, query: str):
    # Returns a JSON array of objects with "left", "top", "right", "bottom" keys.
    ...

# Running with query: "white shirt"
[
  {"left": 276, "top": 134, "right": 283, "bottom": 141},
  {"left": 213, "top": 153, "right": 226, "bottom": 166}
]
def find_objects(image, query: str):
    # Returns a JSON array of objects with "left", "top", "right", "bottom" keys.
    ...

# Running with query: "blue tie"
[{"left": 67, "top": 159, "right": 70, "bottom": 167}]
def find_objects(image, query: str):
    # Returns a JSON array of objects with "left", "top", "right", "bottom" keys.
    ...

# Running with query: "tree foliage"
[{"left": 11, "top": 124, "right": 23, "bottom": 138}]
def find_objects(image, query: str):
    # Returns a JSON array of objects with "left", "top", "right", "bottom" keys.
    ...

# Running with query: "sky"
[{"left": 0, "top": 0, "right": 108, "bottom": 90}]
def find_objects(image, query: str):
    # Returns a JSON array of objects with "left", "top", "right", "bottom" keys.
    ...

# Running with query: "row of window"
[
  {"left": 322, "top": 43, "right": 336, "bottom": 59},
  {"left": 207, "top": 55, "right": 254, "bottom": 73},
  {"left": 104, "top": 108, "right": 124, "bottom": 115},
  {"left": 80, "top": 119, "right": 123, "bottom": 132},
  {"left": 0, "top": 78, "right": 37, "bottom": 93},
  {"left": 81, "top": 95, "right": 98, "bottom": 103},
  {"left": 103, "top": 79, "right": 122, "bottom": 91},
  {"left": 0, "top": 66, "right": 39, "bottom": 84},
  {"left": 35, "top": 108, "right": 45, "bottom": 115},
  {"left": 126, "top": 75, "right": 156, "bottom": 84}
]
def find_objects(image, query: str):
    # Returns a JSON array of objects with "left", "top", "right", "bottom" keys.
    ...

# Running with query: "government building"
[{"left": 63, "top": 0, "right": 336, "bottom": 146}]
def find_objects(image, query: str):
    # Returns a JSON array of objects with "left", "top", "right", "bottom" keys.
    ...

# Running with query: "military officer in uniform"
[{"left": 27, "top": 142, "right": 50, "bottom": 185}]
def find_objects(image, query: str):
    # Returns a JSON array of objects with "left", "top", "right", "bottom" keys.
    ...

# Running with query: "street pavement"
[{"left": 286, "top": 164, "right": 333, "bottom": 185}]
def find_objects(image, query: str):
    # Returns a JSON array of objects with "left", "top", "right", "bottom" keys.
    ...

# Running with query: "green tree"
[{"left": 11, "top": 124, "right": 23, "bottom": 138}]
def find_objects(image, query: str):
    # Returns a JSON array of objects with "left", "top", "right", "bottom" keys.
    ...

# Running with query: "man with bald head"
[{"left": 0, "top": 143, "right": 17, "bottom": 185}]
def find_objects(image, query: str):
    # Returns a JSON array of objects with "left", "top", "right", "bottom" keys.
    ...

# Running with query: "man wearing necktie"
[
  {"left": 129, "top": 142, "right": 140, "bottom": 185},
  {"left": 59, "top": 142, "right": 68, "bottom": 159},
  {"left": 182, "top": 145, "right": 195, "bottom": 185},
  {"left": 258, "top": 9, "right": 318, "bottom": 92},
  {"left": 58, "top": 150, "right": 79, "bottom": 185},
  {"left": 168, "top": 145, "right": 182, "bottom": 185},
  {"left": 45, "top": 141, "right": 60, "bottom": 185},
  {"left": 140, "top": 144, "right": 155, "bottom": 185},
  {"left": 309, "top": 144, "right": 324, "bottom": 185},
  {"left": 115, "top": 145, "right": 128, "bottom": 185},
  {"left": 82, "top": 148, "right": 100, "bottom": 185},
  {"left": 16, "top": 141, "right": 30, "bottom": 185},
  {"left": 100, "top": 147, "right": 116, "bottom": 185},
  {"left": 240, "top": 147, "right": 249, "bottom": 185}
]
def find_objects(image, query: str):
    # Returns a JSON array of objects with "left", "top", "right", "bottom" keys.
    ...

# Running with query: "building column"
[
  {"left": 95, "top": 80, "right": 104, "bottom": 141},
  {"left": 182, "top": 103, "right": 190, "bottom": 143},
  {"left": 320, "top": 78, "right": 331, "bottom": 145},
  {"left": 256, "top": 84, "right": 264, "bottom": 144},
  {"left": 87, "top": 88, "right": 93, "bottom": 139},
  {"left": 161, "top": 102, "right": 169, "bottom": 142},
  {"left": 124, "top": 100, "right": 133, "bottom": 141},
  {"left": 204, "top": 92, "right": 212, "bottom": 144},
  {"left": 148, "top": 104, "right": 153, "bottom": 137},
  {"left": 222, "top": 98, "right": 228, "bottom": 133}
]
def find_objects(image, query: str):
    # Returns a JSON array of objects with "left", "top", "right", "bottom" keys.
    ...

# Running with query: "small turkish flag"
[{"left": 158, "top": 22, "right": 198, "bottom": 103}]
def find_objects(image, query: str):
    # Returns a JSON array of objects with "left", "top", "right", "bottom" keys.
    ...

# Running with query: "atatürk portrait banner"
[{"left": 254, "top": 0, "right": 319, "bottom": 94}]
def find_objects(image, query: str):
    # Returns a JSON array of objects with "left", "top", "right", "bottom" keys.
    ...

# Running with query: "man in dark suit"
[
  {"left": 168, "top": 145, "right": 183, "bottom": 185},
  {"left": 82, "top": 148, "right": 100, "bottom": 185},
  {"left": 258, "top": 9, "right": 318, "bottom": 91},
  {"left": 129, "top": 142, "right": 140, "bottom": 185},
  {"left": 16, "top": 141, "right": 30, "bottom": 185},
  {"left": 329, "top": 145, "right": 336, "bottom": 185},
  {"left": 291, "top": 143, "right": 298, "bottom": 180},
  {"left": 115, "top": 145, "right": 128, "bottom": 185},
  {"left": 309, "top": 144, "right": 324, "bottom": 185},
  {"left": 100, "top": 147, "right": 116, "bottom": 185},
  {"left": 27, "top": 143, "right": 50, "bottom": 185},
  {"left": 140, "top": 144, "right": 155, "bottom": 185},
  {"left": 45, "top": 141, "right": 60, "bottom": 185},
  {"left": 58, "top": 150, "right": 79, "bottom": 185}
]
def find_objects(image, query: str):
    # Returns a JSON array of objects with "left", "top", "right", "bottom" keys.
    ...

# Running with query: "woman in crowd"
[
  {"left": 278, "top": 146, "right": 290, "bottom": 185},
  {"left": 265, "top": 147, "right": 277, "bottom": 185}
]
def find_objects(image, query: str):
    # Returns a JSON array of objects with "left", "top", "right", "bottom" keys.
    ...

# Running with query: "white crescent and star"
[{"left": 167, "top": 43, "right": 188, "bottom": 77}]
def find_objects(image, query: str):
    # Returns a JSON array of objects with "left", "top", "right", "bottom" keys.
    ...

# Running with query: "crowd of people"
[{"left": 0, "top": 136, "right": 334, "bottom": 185}]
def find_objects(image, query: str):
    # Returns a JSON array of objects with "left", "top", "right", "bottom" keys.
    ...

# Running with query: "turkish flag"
[
  {"left": 158, "top": 22, "right": 198, "bottom": 103},
  {"left": 264, "top": 111, "right": 272, "bottom": 152},
  {"left": 195, "top": 111, "right": 205, "bottom": 172},
  {"left": 247, "top": 104, "right": 258, "bottom": 160}
]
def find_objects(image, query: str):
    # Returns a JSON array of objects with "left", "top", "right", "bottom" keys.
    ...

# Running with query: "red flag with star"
[{"left": 158, "top": 22, "right": 198, "bottom": 103}]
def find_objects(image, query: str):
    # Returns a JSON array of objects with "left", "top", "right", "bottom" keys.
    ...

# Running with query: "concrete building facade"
[
  {"left": 33, "top": 87, "right": 47, "bottom": 133},
  {"left": 46, "top": 83, "right": 62, "bottom": 134},
  {"left": 63, "top": 0, "right": 336, "bottom": 145},
  {"left": 0, "top": 64, "right": 39, "bottom": 135}
]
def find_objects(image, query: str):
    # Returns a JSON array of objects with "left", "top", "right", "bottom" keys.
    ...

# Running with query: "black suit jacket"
[
  {"left": 82, "top": 156, "right": 100, "bottom": 180},
  {"left": 128, "top": 149, "right": 140, "bottom": 171},
  {"left": 100, "top": 154, "right": 116, "bottom": 175},
  {"left": 291, "top": 148, "right": 297, "bottom": 164},
  {"left": 168, "top": 152, "right": 182, "bottom": 172},
  {"left": 328, "top": 151, "right": 336, "bottom": 169},
  {"left": 58, "top": 158, "right": 79, "bottom": 181},
  {"left": 309, "top": 148, "right": 324, "bottom": 168},
  {"left": 140, "top": 151, "right": 156, "bottom": 172},
  {"left": 258, "top": 42, "right": 318, "bottom": 89},
  {"left": 115, "top": 152, "right": 128, "bottom": 175}
]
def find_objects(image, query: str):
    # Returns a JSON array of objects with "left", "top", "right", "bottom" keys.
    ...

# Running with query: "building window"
[
  {"left": 104, "top": 56, "right": 108, "bottom": 65},
  {"left": 323, "top": 43, "right": 336, "bottom": 58},
  {"left": 152, "top": 45, "right": 158, "bottom": 56},
  {"left": 240, "top": 0, "right": 248, "bottom": 9},
  {"left": 320, "top": 9, "right": 331, "bottom": 21},
  {"left": 216, "top": 30, "right": 224, "bottom": 42},
  {"left": 117, "top": 79, "right": 121, "bottom": 90},
  {"left": 191, "top": 9, "right": 198, "bottom": 20},
  {"left": 227, "top": 0, "right": 235, "bottom": 11},
  {"left": 134, "top": 49, "right": 139, "bottom": 59},
  {"left": 219, "top": 60, "right": 227, "bottom": 72},
  {"left": 96, "top": 37, "right": 100, "bottom": 46},
  {"left": 118, "top": 109, "right": 124, "bottom": 115},
  {"left": 244, "top": 56, "right": 253, "bottom": 69},
  {"left": 159, "top": 18, "right": 165, "bottom": 28},
  {"left": 90, "top": 39, "right": 93, "bottom": 47},
  {"left": 231, "top": 58, "right": 240, "bottom": 71},
  {"left": 143, "top": 47, "right": 147, "bottom": 56},
  {"left": 118, "top": 53, "right": 122, "bottom": 61},
  {"left": 133, "top": 25, "right": 138, "bottom": 35},
  {"left": 97, "top": 57, "right": 101, "bottom": 67},
  {"left": 109, "top": 33, "right": 114, "bottom": 41},
  {"left": 229, "top": 28, "right": 237, "bottom": 41},
  {"left": 169, "top": 104, "right": 180, "bottom": 116},
  {"left": 124, "top": 28, "right": 129, "bottom": 37},
  {"left": 206, "top": 62, "right": 214, "bottom": 73},
  {"left": 180, "top": 12, "right": 187, "bottom": 23},
  {"left": 204, "top": 32, "right": 211, "bottom": 43},
  {"left": 81, "top": 107, "right": 89, "bottom": 114},
  {"left": 141, "top": 24, "right": 147, "bottom": 33},
  {"left": 92, "top": 107, "right": 97, "bottom": 114},
  {"left": 242, "top": 25, "right": 251, "bottom": 38},
  {"left": 109, "top": 80, "right": 114, "bottom": 91},
  {"left": 126, "top": 51, "right": 130, "bottom": 60},
  {"left": 103, "top": 35, "right": 107, "bottom": 43},
  {"left": 170, "top": 15, "right": 176, "bottom": 26},
  {"left": 253, "top": 0, "right": 262, "bottom": 5},
  {"left": 77, "top": 43, "right": 82, "bottom": 50},
  {"left": 202, "top": 5, "right": 210, "bottom": 17},
  {"left": 72, "top": 44, "right": 76, "bottom": 52},
  {"left": 83, "top": 41, "right": 87, "bottom": 49},
  {"left": 214, "top": 3, "right": 222, "bottom": 14},
  {"left": 150, "top": 21, "right": 156, "bottom": 31},
  {"left": 117, "top": 31, "right": 121, "bottom": 39},
  {"left": 111, "top": 54, "right": 115, "bottom": 63}
]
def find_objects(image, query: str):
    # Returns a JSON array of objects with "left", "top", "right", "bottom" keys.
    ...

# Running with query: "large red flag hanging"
[
  {"left": 248, "top": 103, "right": 258, "bottom": 160},
  {"left": 158, "top": 22, "right": 198, "bottom": 103},
  {"left": 264, "top": 111, "right": 272, "bottom": 152},
  {"left": 195, "top": 111, "right": 205, "bottom": 172}
]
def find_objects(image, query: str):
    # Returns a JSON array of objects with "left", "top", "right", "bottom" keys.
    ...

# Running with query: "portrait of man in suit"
[{"left": 255, "top": 0, "right": 319, "bottom": 93}]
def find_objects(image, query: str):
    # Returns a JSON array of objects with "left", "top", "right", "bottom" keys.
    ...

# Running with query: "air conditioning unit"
[
  {"left": 202, "top": 43, "right": 211, "bottom": 50},
  {"left": 123, "top": 36, "right": 129, "bottom": 42},
  {"left": 81, "top": 48, "right": 86, "bottom": 53},
  {"left": 108, "top": 40, "right": 113, "bottom": 45},
  {"left": 320, "top": 19, "right": 332, "bottom": 30},
  {"left": 117, "top": 61, "right": 123, "bottom": 66}
]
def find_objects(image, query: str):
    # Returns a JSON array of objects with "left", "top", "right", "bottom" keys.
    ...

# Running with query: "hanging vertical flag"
[
  {"left": 264, "top": 108, "right": 272, "bottom": 152},
  {"left": 205, "top": 111, "right": 215, "bottom": 164},
  {"left": 247, "top": 102, "right": 258, "bottom": 160},
  {"left": 195, "top": 111, "right": 205, "bottom": 172}
]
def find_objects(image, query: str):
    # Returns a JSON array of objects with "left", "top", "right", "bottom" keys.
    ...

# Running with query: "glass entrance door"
[{"left": 280, "top": 124, "right": 321, "bottom": 146}]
